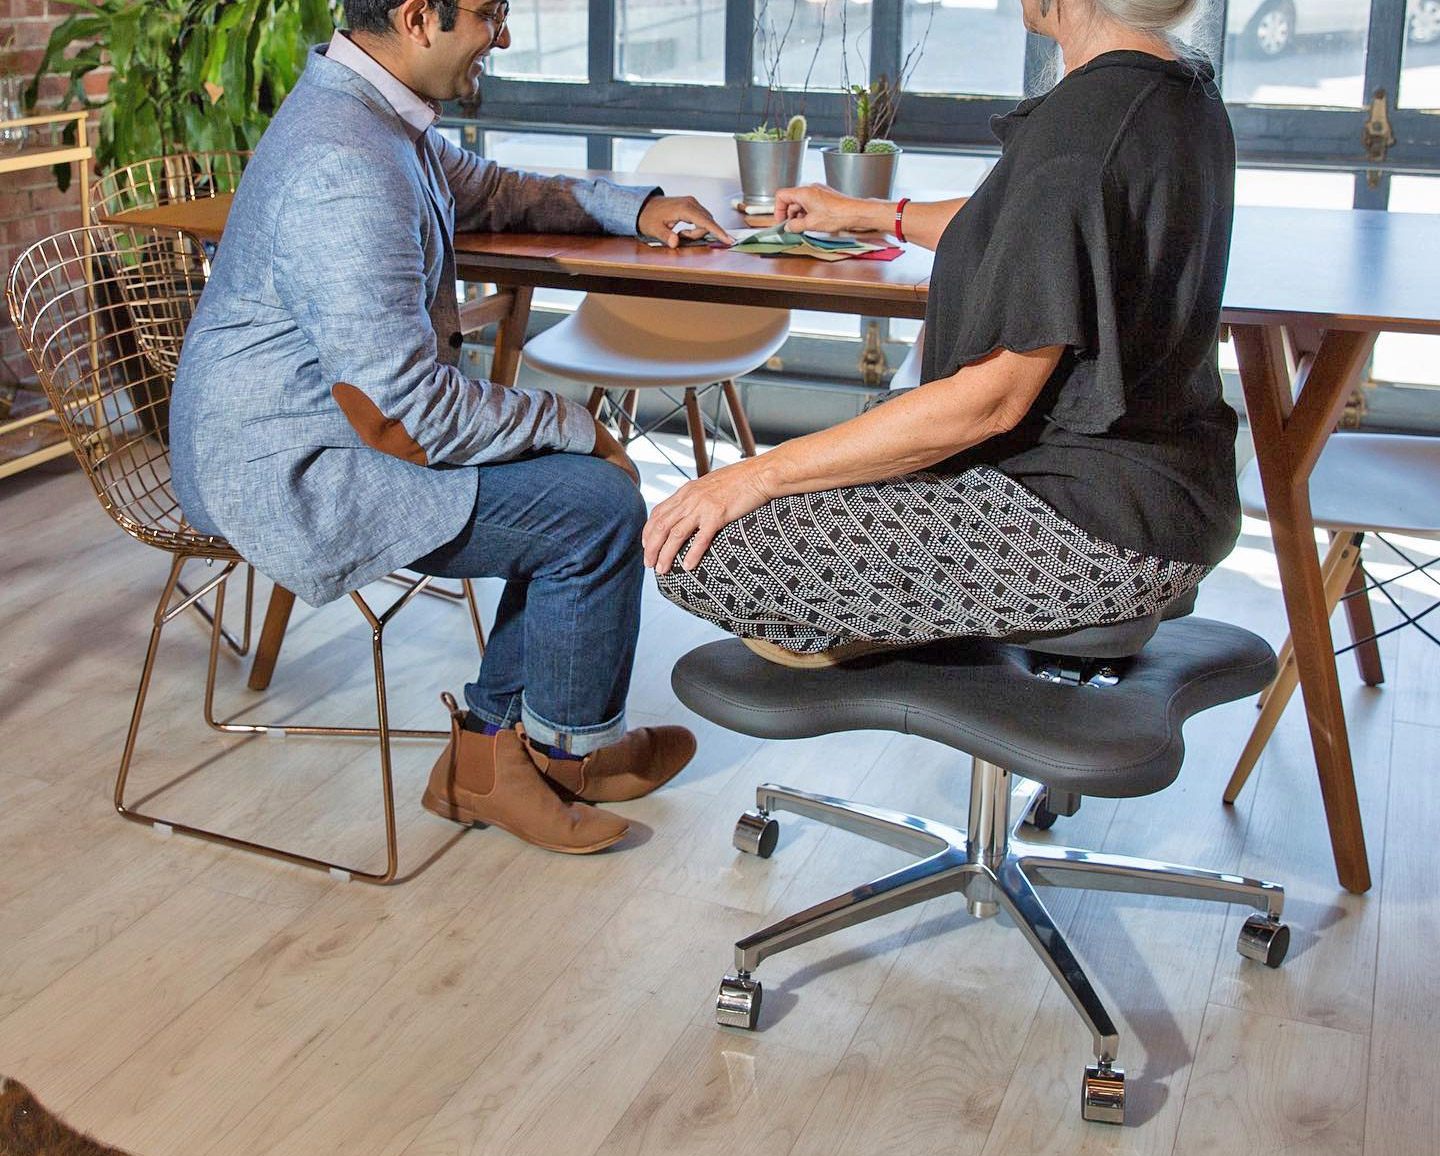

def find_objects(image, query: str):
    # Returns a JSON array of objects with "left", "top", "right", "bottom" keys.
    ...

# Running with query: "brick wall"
[{"left": 2, "top": 0, "right": 107, "bottom": 382}]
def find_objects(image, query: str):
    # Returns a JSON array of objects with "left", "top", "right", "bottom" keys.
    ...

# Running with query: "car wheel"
[
  {"left": 1249, "top": 0, "right": 1296, "bottom": 57},
  {"left": 1411, "top": 0, "right": 1440, "bottom": 44}
]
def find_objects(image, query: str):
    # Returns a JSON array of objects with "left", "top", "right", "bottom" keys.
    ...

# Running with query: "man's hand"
[
  {"left": 592, "top": 419, "right": 641, "bottom": 487},
  {"left": 774, "top": 183, "right": 886, "bottom": 234},
  {"left": 637, "top": 195, "right": 736, "bottom": 248},
  {"left": 643, "top": 458, "right": 774, "bottom": 575}
]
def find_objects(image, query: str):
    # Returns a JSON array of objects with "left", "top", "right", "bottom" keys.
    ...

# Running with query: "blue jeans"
[{"left": 409, "top": 452, "right": 645, "bottom": 755}]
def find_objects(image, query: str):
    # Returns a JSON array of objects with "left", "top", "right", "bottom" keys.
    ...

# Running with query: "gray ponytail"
[{"left": 1090, "top": 0, "right": 1200, "bottom": 32}]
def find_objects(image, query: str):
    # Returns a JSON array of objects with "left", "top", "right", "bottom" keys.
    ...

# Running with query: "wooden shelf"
[{"left": 1, "top": 108, "right": 93, "bottom": 482}]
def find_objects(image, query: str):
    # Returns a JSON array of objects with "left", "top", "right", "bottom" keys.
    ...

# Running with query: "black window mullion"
[
  {"left": 726, "top": 0, "right": 754, "bottom": 90},
  {"left": 1363, "top": 0, "right": 1407, "bottom": 106},
  {"left": 870, "top": 0, "right": 901, "bottom": 89},
  {"left": 589, "top": 0, "right": 615, "bottom": 85}
]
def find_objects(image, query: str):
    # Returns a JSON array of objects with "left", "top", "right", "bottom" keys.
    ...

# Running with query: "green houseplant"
[
  {"left": 30, "top": 0, "right": 338, "bottom": 190},
  {"left": 821, "top": 5, "right": 932, "bottom": 201}
]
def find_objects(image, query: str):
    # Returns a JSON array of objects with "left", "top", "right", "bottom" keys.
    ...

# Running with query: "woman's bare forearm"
[
  {"left": 840, "top": 197, "right": 967, "bottom": 250},
  {"left": 749, "top": 346, "right": 1062, "bottom": 498},
  {"left": 890, "top": 197, "right": 968, "bottom": 251}
]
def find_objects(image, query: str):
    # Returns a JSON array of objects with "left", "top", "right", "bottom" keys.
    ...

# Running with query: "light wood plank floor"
[{"left": 1, "top": 439, "right": 1436, "bottom": 1156}]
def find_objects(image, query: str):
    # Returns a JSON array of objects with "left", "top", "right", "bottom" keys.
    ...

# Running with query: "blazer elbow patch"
[{"left": 331, "top": 383, "right": 430, "bottom": 466}]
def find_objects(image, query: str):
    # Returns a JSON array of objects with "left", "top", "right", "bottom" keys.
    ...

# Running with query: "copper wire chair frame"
[
  {"left": 8, "top": 224, "right": 484, "bottom": 885},
  {"left": 117, "top": 554, "right": 483, "bottom": 884}
]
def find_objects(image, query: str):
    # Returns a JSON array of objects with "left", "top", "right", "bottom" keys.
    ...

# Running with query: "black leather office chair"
[{"left": 671, "top": 605, "right": 1289, "bottom": 1125}]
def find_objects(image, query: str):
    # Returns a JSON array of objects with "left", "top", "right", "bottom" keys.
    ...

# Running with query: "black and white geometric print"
[{"left": 657, "top": 466, "right": 1209, "bottom": 654}]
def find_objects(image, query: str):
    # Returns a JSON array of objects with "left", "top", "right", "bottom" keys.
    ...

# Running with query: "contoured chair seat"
[
  {"left": 520, "top": 294, "right": 790, "bottom": 388},
  {"left": 1239, "top": 431, "right": 1440, "bottom": 536},
  {"left": 672, "top": 616, "right": 1276, "bottom": 799}
]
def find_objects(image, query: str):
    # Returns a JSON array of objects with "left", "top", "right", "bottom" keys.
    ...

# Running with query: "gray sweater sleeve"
[{"left": 434, "top": 130, "right": 659, "bottom": 236}]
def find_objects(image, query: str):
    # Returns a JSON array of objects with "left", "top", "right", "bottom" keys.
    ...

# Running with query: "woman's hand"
[
  {"left": 773, "top": 184, "right": 890, "bottom": 235},
  {"left": 643, "top": 458, "right": 775, "bottom": 575}
]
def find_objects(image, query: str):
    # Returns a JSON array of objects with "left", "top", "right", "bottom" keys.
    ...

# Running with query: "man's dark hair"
[{"left": 344, "top": 0, "right": 460, "bottom": 34}]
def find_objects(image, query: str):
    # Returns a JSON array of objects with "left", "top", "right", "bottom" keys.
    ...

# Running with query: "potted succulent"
[
  {"left": 823, "top": 77, "right": 903, "bottom": 200},
  {"left": 735, "top": 114, "right": 809, "bottom": 212},
  {"left": 821, "top": 5, "right": 931, "bottom": 201},
  {"left": 734, "top": 0, "right": 820, "bottom": 211}
]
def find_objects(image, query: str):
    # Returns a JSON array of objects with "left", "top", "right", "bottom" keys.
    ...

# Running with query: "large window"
[{"left": 457, "top": 0, "right": 1440, "bottom": 417}]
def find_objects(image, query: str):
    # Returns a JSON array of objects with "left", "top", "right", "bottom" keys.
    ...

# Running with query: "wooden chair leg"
[
  {"left": 619, "top": 389, "right": 639, "bottom": 442},
  {"left": 1342, "top": 560, "right": 1385, "bottom": 686},
  {"left": 684, "top": 386, "right": 710, "bottom": 476},
  {"left": 721, "top": 379, "right": 759, "bottom": 458},
  {"left": 585, "top": 387, "right": 606, "bottom": 416},
  {"left": 1224, "top": 531, "right": 1363, "bottom": 803},
  {"left": 248, "top": 585, "right": 297, "bottom": 692}
]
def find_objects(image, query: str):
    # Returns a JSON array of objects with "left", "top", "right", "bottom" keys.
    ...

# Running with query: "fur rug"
[{"left": 0, "top": 1079, "right": 133, "bottom": 1156}]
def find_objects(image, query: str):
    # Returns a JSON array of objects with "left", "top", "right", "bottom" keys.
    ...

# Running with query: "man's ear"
[{"left": 393, "top": 0, "right": 436, "bottom": 48}]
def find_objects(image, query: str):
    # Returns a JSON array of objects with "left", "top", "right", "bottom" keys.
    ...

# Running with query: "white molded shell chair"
[
  {"left": 519, "top": 135, "right": 791, "bottom": 475},
  {"left": 1224, "top": 431, "right": 1440, "bottom": 802}
]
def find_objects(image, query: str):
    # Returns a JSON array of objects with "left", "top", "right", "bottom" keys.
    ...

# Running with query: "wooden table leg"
[
  {"left": 489, "top": 285, "right": 533, "bottom": 387},
  {"left": 1232, "top": 323, "right": 1378, "bottom": 894},
  {"left": 248, "top": 586, "right": 296, "bottom": 692}
]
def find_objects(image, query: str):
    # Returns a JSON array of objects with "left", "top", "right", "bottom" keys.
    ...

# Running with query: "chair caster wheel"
[
  {"left": 1081, "top": 1062, "right": 1125, "bottom": 1124},
  {"left": 733, "top": 810, "right": 779, "bottom": 858},
  {"left": 716, "top": 973, "right": 762, "bottom": 1029},
  {"left": 1023, "top": 790, "right": 1058, "bottom": 831},
  {"left": 1237, "top": 914, "right": 1290, "bottom": 968}
]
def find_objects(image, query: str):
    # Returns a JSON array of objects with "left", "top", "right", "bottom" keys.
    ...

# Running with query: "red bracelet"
[{"left": 894, "top": 197, "right": 910, "bottom": 243}]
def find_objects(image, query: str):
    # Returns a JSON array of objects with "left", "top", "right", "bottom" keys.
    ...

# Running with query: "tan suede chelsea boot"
[
  {"left": 523, "top": 723, "right": 697, "bottom": 804},
  {"left": 422, "top": 694, "right": 629, "bottom": 854}
]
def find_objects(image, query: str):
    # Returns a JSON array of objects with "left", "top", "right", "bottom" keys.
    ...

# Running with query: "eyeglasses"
[{"left": 454, "top": 1, "right": 509, "bottom": 33}]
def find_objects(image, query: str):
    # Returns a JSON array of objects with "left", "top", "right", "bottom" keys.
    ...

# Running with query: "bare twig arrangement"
[
  {"left": 837, "top": 2, "right": 934, "bottom": 153},
  {"left": 742, "top": 0, "right": 829, "bottom": 140}
]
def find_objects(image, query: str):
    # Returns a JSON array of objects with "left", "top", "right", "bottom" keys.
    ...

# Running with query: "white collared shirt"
[{"left": 324, "top": 28, "right": 441, "bottom": 141}]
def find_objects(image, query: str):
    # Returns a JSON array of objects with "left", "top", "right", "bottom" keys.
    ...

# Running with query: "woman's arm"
[
  {"left": 772, "top": 184, "right": 968, "bottom": 252},
  {"left": 643, "top": 344, "right": 1063, "bottom": 574}
]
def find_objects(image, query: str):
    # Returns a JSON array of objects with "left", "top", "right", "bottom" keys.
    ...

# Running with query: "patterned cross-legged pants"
[{"left": 655, "top": 465, "right": 1211, "bottom": 654}]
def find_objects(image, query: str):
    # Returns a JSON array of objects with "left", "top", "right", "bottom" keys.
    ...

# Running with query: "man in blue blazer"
[{"left": 171, "top": 0, "right": 733, "bottom": 853}]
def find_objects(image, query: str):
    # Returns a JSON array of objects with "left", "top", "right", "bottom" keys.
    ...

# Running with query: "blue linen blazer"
[{"left": 169, "top": 46, "right": 654, "bottom": 606}]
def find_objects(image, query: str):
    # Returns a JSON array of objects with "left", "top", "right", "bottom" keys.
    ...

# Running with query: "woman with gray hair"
[{"left": 645, "top": 0, "right": 1238, "bottom": 666}]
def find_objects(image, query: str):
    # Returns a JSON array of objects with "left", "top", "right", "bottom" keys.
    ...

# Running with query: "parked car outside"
[{"left": 1229, "top": 0, "right": 1440, "bottom": 58}]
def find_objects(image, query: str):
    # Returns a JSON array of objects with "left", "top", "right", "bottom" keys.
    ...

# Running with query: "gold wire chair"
[
  {"left": 6, "top": 225, "right": 483, "bottom": 884},
  {"left": 90, "top": 150, "right": 249, "bottom": 225},
  {"left": 91, "top": 150, "right": 485, "bottom": 683}
]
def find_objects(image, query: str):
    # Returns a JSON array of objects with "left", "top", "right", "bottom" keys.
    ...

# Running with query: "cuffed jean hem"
[
  {"left": 520, "top": 699, "right": 626, "bottom": 756},
  {"left": 465, "top": 691, "right": 523, "bottom": 731}
]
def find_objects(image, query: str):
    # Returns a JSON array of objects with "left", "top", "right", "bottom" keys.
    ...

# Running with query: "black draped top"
[{"left": 922, "top": 50, "right": 1240, "bottom": 565}]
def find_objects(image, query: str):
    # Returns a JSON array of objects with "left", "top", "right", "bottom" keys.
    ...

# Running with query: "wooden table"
[{"left": 109, "top": 182, "right": 1440, "bottom": 894}]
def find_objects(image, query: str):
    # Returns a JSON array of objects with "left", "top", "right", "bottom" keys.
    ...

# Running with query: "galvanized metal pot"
[
  {"left": 735, "top": 137, "right": 808, "bottom": 210},
  {"left": 822, "top": 147, "right": 902, "bottom": 200}
]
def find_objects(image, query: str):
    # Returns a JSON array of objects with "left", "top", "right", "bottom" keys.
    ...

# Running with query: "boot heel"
[{"left": 422, "top": 788, "right": 481, "bottom": 825}]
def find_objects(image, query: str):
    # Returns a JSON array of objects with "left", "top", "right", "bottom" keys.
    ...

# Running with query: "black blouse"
[{"left": 922, "top": 50, "right": 1240, "bottom": 566}]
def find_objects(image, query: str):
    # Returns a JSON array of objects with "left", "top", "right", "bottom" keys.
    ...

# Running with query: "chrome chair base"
[{"left": 716, "top": 762, "right": 1289, "bottom": 1125}]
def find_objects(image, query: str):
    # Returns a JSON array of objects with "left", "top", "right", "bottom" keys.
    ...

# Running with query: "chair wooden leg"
[
  {"left": 722, "top": 379, "right": 758, "bottom": 458},
  {"left": 248, "top": 585, "right": 297, "bottom": 692},
  {"left": 684, "top": 386, "right": 711, "bottom": 476},
  {"left": 619, "top": 389, "right": 640, "bottom": 442},
  {"left": 585, "top": 387, "right": 606, "bottom": 416},
  {"left": 1342, "top": 561, "right": 1385, "bottom": 686},
  {"left": 1224, "top": 531, "right": 1364, "bottom": 804}
]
